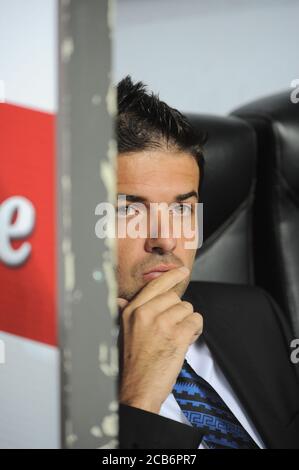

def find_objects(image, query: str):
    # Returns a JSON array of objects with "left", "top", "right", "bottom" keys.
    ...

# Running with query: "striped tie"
[{"left": 172, "top": 359, "right": 259, "bottom": 449}]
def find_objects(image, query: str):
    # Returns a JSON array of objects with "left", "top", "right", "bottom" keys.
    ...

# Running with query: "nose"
[{"left": 144, "top": 204, "right": 177, "bottom": 254}]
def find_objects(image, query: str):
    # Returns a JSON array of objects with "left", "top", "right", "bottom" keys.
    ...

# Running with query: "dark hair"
[{"left": 116, "top": 75, "right": 206, "bottom": 196}]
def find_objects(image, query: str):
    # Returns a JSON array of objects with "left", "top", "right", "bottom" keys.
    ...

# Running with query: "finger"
[
  {"left": 157, "top": 301, "right": 195, "bottom": 324},
  {"left": 127, "top": 266, "right": 190, "bottom": 312},
  {"left": 178, "top": 312, "right": 203, "bottom": 339},
  {"left": 117, "top": 297, "right": 129, "bottom": 310},
  {"left": 133, "top": 290, "right": 182, "bottom": 317}
]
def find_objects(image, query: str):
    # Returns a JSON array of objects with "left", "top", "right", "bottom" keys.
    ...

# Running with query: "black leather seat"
[
  {"left": 186, "top": 114, "right": 257, "bottom": 285},
  {"left": 232, "top": 91, "right": 299, "bottom": 337}
]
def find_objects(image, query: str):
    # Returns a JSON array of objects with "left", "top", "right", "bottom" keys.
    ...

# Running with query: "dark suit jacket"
[{"left": 119, "top": 282, "right": 299, "bottom": 449}]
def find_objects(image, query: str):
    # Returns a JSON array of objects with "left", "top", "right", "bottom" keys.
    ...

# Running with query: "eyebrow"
[{"left": 117, "top": 191, "right": 199, "bottom": 203}]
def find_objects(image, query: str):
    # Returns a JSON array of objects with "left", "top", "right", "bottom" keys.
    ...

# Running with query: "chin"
[{"left": 118, "top": 284, "right": 142, "bottom": 302}]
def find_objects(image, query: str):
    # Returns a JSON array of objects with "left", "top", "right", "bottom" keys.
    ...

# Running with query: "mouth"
[{"left": 142, "top": 264, "right": 181, "bottom": 281}]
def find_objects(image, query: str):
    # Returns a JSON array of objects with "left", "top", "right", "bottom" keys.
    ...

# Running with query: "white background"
[{"left": 114, "top": 0, "right": 299, "bottom": 114}]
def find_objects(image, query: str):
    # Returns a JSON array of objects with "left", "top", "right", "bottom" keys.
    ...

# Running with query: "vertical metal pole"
[{"left": 57, "top": 0, "right": 117, "bottom": 449}]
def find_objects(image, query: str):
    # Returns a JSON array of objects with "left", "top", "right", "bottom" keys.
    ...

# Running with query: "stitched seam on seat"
[
  {"left": 247, "top": 179, "right": 256, "bottom": 284},
  {"left": 277, "top": 170, "right": 299, "bottom": 209}
]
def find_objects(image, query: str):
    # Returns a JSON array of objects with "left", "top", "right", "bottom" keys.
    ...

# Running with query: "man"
[{"left": 116, "top": 76, "right": 299, "bottom": 449}]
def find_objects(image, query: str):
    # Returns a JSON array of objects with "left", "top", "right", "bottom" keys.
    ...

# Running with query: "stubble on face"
[{"left": 116, "top": 254, "right": 192, "bottom": 301}]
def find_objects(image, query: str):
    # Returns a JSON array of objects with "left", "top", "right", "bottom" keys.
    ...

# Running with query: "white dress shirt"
[{"left": 159, "top": 336, "right": 265, "bottom": 449}]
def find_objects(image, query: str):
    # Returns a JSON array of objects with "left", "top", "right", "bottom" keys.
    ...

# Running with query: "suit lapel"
[{"left": 183, "top": 283, "right": 299, "bottom": 449}]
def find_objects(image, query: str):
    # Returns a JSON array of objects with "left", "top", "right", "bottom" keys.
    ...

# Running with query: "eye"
[
  {"left": 117, "top": 204, "right": 141, "bottom": 217},
  {"left": 171, "top": 203, "right": 193, "bottom": 216}
]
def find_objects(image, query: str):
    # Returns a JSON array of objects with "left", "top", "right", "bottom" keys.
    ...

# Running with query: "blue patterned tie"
[{"left": 172, "top": 359, "right": 259, "bottom": 449}]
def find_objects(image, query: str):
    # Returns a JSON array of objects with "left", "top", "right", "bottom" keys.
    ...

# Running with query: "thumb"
[{"left": 117, "top": 297, "right": 129, "bottom": 311}]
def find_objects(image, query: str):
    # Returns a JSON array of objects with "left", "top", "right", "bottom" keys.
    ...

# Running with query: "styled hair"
[{"left": 116, "top": 75, "right": 206, "bottom": 196}]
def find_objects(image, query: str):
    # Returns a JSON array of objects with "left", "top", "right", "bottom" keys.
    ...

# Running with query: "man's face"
[{"left": 117, "top": 149, "right": 200, "bottom": 301}]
